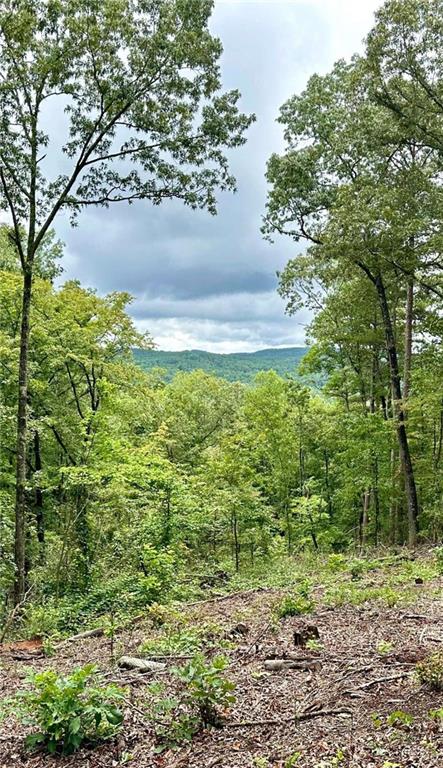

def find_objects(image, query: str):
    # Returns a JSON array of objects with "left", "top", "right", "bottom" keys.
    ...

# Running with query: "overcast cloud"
[{"left": 57, "top": 0, "right": 382, "bottom": 353}]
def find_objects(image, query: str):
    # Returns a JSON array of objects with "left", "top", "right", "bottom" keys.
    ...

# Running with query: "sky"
[{"left": 58, "top": 0, "right": 383, "bottom": 353}]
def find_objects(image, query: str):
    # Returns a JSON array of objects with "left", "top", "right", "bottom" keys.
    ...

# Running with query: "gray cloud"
[{"left": 57, "top": 0, "right": 382, "bottom": 351}]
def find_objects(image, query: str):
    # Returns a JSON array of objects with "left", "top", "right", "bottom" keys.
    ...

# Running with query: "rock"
[{"left": 118, "top": 656, "right": 166, "bottom": 673}]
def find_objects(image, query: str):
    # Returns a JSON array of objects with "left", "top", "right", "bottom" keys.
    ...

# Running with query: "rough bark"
[
  {"left": 374, "top": 272, "right": 418, "bottom": 546},
  {"left": 13, "top": 266, "right": 33, "bottom": 605}
]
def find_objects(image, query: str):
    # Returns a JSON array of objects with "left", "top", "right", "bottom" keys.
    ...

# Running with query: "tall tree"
[
  {"left": 0, "top": 0, "right": 253, "bottom": 602},
  {"left": 264, "top": 58, "right": 443, "bottom": 545}
]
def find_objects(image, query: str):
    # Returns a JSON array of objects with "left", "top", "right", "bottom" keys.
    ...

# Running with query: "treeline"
[
  {"left": 264, "top": 0, "right": 443, "bottom": 549},
  {"left": 1, "top": 235, "right": 442, "bottom": 629},
  {"left": 132, "top": 347, "right": 308, "bottom": 383}
]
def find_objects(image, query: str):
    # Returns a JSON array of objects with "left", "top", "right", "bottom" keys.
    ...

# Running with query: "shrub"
[
  {"left": 141, "top": 620, "right": 223, "bottom": 657},
  {"left": 326, "top": 554, "right": 347, "bottom": 573},
  {"left": 149, "top": 654, "right": 236, "bottom": 750},
  {"left": 275, "top": 582, "right": 314, "bottom": 619},
  {"left": 416, "top": 651, "right": 443, "bottom": 691},
  {"left": 174, "top": 654, "right": 236, "bottom": 728},
  {"left": 15, "top": 664, "right": 124, "bottom": 754}
]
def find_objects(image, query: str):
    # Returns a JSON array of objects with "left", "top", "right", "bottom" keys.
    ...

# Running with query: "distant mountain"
[{"left": 132, "top": 346, "right": 308, "bottom": 383}]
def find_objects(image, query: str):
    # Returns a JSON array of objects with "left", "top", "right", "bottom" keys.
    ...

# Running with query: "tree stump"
[{"left": 293, "top": 623, "right": 320, "bottom": 647}]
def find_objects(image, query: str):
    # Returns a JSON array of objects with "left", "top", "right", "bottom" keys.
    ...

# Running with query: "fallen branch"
[
  {"left": 264, "top": 658, "right": 322, "bottom": 672},
  {"left": 55, "top": 627, "right": 104, "bottom": 647},
  {"left": 225, "top": 707, "right": 353, "bottom": 729},
  {"left": 186, "top": 586, "right": 274, "bottom": 608},
  {"left": 118, "top": 656, "right": 166, "bottom": 673},
  {"left": 343, "top": 671, "right": 410, "bottom": 695}
]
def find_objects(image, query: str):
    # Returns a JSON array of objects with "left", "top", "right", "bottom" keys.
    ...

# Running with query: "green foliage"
[
  {"left": 14, "top": 665, "right": 124, "bottom": 755},
  {"left": 416, "top": 651, "right": 443, "bottom": 691},
  {"left": 275, "top": 581, "right": 315, "bottom": 619},
  {"left": 147, "top": 655, "right": 235, "bottom": 750},
  {"left": 386, "top": 710, "right": 414, "bottom": 729},
  {"left": 133, "top": 347, "right": 308, "bottom": 383},
  {"left": 376, "top": 640, "right": 394, "bottom": 656},
  {"left": 173, "top": 654, "right": 236, "bottom": 728},
  {"left": 141, "top": 621, "right": 223, "bottom": 657}
]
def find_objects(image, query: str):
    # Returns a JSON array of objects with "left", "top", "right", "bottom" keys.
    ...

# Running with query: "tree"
[
  {"left": 264, "top": 56, "right": 443, "bottom": 546},
  {"left": 0, "top": 0, "right": 253, "bottom": 602}
]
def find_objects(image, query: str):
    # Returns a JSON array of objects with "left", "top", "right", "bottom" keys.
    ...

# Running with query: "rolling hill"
[{"left": 132, "top": 346, "right": 308, "bottom": 383}]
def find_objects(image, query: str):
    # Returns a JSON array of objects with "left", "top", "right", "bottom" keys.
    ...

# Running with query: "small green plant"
[
  {"left": 314, "top": 748, "right": 345, "bottom": 767},
  {"left": 150, "top": 654, "right": 236, "bottom": 751},
  {"left": 14, "top": 664, "right": 124, "bottom": 754},
  {"left": 376, "top": 640, "right": 394, "bottom": 655},
  {"left": 349, "top": 559, "right": 365, "bottom": 580},
  {"left": 386, "top": 710, "right": 413, "bottom": 728},
  {"left": 306, "top": 638, "right": 323, "bottom": 651},
  {"left": 371, "top": 712, "right": 383, "bottom": 729},
  {"left": 275, "top": 581, "right": 314, "bottom": 619},
  {"left": 253, "top": 757, "right": 270, "bottom": 768},
  {"left": 285, "top": 752, "right": 302, "bottom": 767},
  {"left": 141, "top": 620, "right": 223, "bottom": 656},
  {"left": 416, "top": 650, "right": 443, "bottom": 691},
  {"left": 326, "top": 554, "right": 347, "bottom": 573},
  {"left": 174, "top": 654, "right": 236, "bottom": 727}
]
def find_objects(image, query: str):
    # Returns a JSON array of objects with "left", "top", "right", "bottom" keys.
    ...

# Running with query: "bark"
[
  {"left": 360, "top": 489, "right": 370, "bottom": 553},
  {"left": 232, "top": 511, "right": 239, "bottom": 572},
  {"left": 13, "top": 266, "right": 33, "bottom": 605},
  {"left": 374, "top": 272, "right": 418, "bottom": 546},
  {"left": 372, "top": 456, "right": 380, "bottom": 546},
  {"left": 403, "top": 278, "right": 414, "bottom": 403},
  {"left": 33, "top": 430, "right": 45, "bottom": 556}
]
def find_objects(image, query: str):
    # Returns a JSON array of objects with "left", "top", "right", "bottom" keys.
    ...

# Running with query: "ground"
[{"left": 0, "top": 552, "right": 442, "bottom": 767}]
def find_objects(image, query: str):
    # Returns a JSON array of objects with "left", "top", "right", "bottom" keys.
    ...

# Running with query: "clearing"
[{"left": 1, "top": 552, "right": 442, "bottom": 767}]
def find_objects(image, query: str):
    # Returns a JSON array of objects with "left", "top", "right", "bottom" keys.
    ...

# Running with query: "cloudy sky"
[{"left": 58, "top": 0, "right": 382, "bottom": 353}]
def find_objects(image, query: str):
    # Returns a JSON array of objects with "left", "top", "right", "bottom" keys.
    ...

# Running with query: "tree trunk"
[
  {"left": 232, "top": 511, "right": 239, "bottom": 572},
  {"left": 360, "top": 490, "right": 370, "bottom": 553},
  {"left": 34, "top": 429, "right": 45, "bottom": 558},
  {"left": 14, "top": 267, "right": 33, "bottom": 604},
  {"left": 403, "top": 278, "right": 413, "bottom": 403},
  {"left": 374, "top": 272, "right": 418, "bottom": 546}
]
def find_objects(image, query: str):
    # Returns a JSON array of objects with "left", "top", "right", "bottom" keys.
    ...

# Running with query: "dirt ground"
[{"left": 1, "top": 569, "right": 442, "bottom": 768}]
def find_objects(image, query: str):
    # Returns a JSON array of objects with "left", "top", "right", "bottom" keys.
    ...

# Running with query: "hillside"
[{"left": 132, "top": 346, "right": 308, "bottom": 382}]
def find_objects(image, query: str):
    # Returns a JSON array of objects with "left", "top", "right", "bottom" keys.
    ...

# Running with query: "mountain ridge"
[{"left": 132, "top": 346, "right": 308, "bottom": 383}]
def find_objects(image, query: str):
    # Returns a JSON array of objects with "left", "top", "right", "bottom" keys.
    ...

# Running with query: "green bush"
[
  {"left": 275, "top": 581, "right": 314, "bottom": 619},
  {"left": 416, "top": 651, "right": 443, "bottom": 691},
  {"left": 15, "top": 664, "right": 124, "bottom": 754},
  {"left": 174, "top": 654, "right": 236, "bottom": 728}
]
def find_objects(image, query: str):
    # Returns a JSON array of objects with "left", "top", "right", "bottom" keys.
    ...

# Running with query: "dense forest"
[
  {"left": 132, "top": 346, "right": 308, "bottom": 382},
  {"left": 0, "top": 1, "right": 442, "bottom": 766}
]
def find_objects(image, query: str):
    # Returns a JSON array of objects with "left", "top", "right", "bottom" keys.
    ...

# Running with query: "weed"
[
  {"left": 141, "top": 621, "right": 223, "bottom": 656},
  {"left": 306, "top": 638, "right": 323, "bottom": 651},
  {"left": 275, "top": 580, "right": 314, "bottom": 618},
  {"left": 174, "top": 654, "right": 236, "bottom": 727},
  {"left": 386, "top": 710, "right": 413, "bottom": 728},
  {"left": 285, "top": 752, "right": 302, "bottom": 767},
  {"left": 416, "top": 651, "right": 443, "bottom": 691},
  {"left": 150, "top": 654, "right": 236, "bottom": 751},
  {"left": 14, "top": 664, "right": 124, "bottom": 754},
  {"left": 376, "top": 640, "right": 394, "bottom": 655}
]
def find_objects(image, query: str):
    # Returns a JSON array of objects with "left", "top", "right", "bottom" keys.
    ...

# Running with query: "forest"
[
  {"left": 132, "top": 346, "right": 308, "bottom": 383},
  {"left": 0, "top": 1, "right": 442, "bottom": 767}
]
